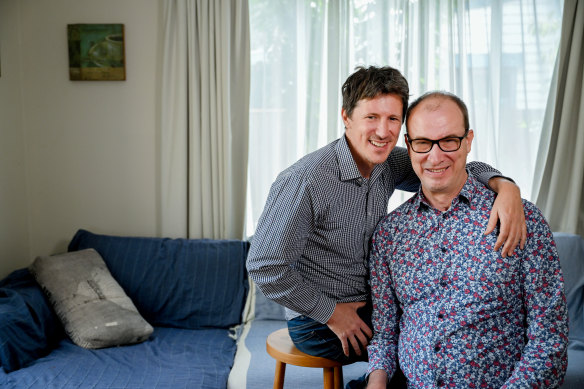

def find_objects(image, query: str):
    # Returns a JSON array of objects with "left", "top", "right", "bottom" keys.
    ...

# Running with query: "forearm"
[
  {"left": 501, "top": 315, "right": 568, "bottom": 388},
  {"left": 367, "top": 234, "right": 400, "bottom": 378},
  {"left": 476, "top": 167, "right": 526, "bottom": 256}
]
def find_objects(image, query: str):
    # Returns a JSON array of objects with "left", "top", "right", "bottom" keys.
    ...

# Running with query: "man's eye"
[
  {"left": 442, "top": 138, "right": 459, "bottom": 145},
  {"left": 414, "top": 140, "right": 431, "bottom": 146}
]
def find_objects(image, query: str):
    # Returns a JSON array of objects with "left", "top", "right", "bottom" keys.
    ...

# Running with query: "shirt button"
[
  {"left": 434, "top": 343, "right": 441, "bottom": 352},
  {"left": 438, "top": 313, "right": 444, "bottom": 319},
  {"left": 441, "top": 247, "right": 447, "bottom": 253},
  {"left": 437, "top": 378, "right": 445, "bottom": 387},
  {"left": 440, "top": 281, "right": 447, "bottom": 288}
]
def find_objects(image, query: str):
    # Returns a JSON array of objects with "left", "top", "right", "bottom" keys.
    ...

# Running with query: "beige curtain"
[
  {"left": 533, "top": 0, "right": 584, "bottom": 236},
  {"left": 160, "top": 0, "right": 250, "bottom": 239}
]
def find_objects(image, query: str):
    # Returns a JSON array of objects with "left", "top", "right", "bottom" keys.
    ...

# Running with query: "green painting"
[{"left": 67, "top": 24, "right": 125, "bottom": 81}]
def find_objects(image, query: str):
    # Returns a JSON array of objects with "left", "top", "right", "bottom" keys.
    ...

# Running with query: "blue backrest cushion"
[
  {"left": 554, "top": 232, "right": 584, "bottom": 341},
  {"left": 0, "top": 269, "right": 64, "bottom": 372},
  {"left": 68, "top": 229, "right": 249, "bottom": 329}
]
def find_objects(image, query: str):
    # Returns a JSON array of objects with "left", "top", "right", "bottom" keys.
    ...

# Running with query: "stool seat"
[{"left": 266, "top": 328, "right": 343, "bottom": 389}]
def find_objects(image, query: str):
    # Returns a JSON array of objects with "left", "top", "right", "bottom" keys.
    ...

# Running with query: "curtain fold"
[
  {"left": 160, "top": 0, "right": 250, "bottom": 239},
  {"left": 533, "top": 0, "right": 584, "bottom": 236},
  {"left": 245, "top": 0, "right": 352, "bottom": 234},
  {"left": 247, "top": 0, "right": 562, "bottom": 233}
]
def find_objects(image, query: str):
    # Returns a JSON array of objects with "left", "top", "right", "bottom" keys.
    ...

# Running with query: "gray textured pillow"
[{"left": 29, "top": 249, "right": 153, "bottom": 349}]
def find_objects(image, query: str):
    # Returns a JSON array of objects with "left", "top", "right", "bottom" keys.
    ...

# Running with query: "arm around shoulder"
[
  {"left": 484, "top": 177, "right": 527, "bottom": 257},
  {"left": 466, "top": 160, "right": 526, "bottom": 257}
]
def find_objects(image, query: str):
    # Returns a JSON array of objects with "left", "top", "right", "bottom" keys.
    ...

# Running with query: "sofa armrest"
[{"left": 0, "top": 269, "right": 64, "bottom": 372}]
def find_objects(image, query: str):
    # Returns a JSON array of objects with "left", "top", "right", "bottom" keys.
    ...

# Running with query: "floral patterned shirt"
[{"left": 367, "top": 174, "right": 568, "bottom": 388}]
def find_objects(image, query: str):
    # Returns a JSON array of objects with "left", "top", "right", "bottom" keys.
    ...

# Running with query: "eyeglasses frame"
[{"left": 406, "top": 128, "right": 470, "bottom": 153}]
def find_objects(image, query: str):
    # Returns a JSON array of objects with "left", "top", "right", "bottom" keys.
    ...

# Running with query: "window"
[{"left": 246, "top": 0, "right": 562, "bottom": 236}]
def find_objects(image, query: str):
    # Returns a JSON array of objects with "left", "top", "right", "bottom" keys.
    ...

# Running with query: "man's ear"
[
  {"left": 465, "top": 129, "right": 474, "bottom": 154},
  {"left": 404, "top": 133, "right": 412, "bottom": 154},
  {"left": 341, "top": 108, "right": 349, "bottom": 128}
]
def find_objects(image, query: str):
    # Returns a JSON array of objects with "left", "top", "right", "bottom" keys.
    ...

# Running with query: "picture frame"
[{"left": 67, "top": 24, "right": 126, "bottom": 81}]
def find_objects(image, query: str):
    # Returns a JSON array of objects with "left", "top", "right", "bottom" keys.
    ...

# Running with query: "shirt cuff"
[{"left": 366, "top": 360, "right": 394, "bottom": 381}]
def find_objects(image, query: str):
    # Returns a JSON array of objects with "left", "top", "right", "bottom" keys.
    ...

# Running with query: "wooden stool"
[{"left": 266, "top": 328, "right": 344, "bottom": 389}]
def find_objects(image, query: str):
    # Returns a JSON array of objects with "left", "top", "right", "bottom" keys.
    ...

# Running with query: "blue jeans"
[
  {"left": 287, "top": 302, "right": 372, "bottom": 364},
  {"left": 287, "top": 302, "right": 407, "bottom": 388}
]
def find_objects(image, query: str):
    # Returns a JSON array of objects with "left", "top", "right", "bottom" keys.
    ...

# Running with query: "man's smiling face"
[
  {"left": 342, "top": 93, "right": 403, "bottom": 178},
  {"left": 406, "top": 97, "right": 474, "bottom": 204}
]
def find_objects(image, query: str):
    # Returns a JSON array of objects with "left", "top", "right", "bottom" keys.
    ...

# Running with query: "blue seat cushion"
[
  {"left": 554, "top": 232, "right": 584, "bottom": 342},
  {"left": 0, "top": 326, "right": 237, "bottom": 388},
  {"left": 68, "top": 229, "right": 249, "bottom": 330},
  {"left": 554, "top": 233, "right": 584, "bottom": 388}
]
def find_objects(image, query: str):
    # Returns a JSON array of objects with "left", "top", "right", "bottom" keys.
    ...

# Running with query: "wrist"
[{"left": 367, "top": 370, "right": 388, "bottom": 387}]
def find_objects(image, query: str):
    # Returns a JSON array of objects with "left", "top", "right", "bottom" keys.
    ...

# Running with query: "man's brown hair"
[{"left": 341, "top": 65, "right": 410, "bottom": 121}]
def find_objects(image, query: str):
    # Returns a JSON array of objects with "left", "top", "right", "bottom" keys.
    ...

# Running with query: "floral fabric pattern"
[{"left": 367, "top": 174, "right": 568, "bottom": 388}]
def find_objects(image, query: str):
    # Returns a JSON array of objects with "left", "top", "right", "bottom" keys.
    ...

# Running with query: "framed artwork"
[{"left": 67, "top": 24, "right": 126, "bottom": 81}]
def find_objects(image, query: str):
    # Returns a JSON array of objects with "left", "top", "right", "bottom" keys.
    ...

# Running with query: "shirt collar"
[
  {"left": 414, "top": 169, "right": 480, "bottom": 211},
  {"left": 336, "top": 135, "right": 389, "bottom": 184}
]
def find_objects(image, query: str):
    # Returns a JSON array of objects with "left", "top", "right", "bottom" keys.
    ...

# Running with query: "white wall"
[
  {"left": 0, "top": 0, "right": 163, "bottom": 277},
  {"left": 0, "top": 0, "right": 30, "bottom": 278}
]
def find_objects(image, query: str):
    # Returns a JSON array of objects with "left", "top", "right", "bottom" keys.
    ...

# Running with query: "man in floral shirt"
[{"left": 366, "top": 91, "right": 568, "bottom": 388}]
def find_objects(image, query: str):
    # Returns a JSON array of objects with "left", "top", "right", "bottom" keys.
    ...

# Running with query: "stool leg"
[
  {"left": 323, "top": 367, "right": 335, "bottom": 389},
  {"left": 273, "top": 361, "right": 286, "bottom": 389},
  {"left": 333, "top": 366, "right": 343, "bottom": 389}
]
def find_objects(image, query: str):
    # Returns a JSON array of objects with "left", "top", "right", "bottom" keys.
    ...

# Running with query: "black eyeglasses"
[{"left": 406, "top": 129, "right": 469, "bottom": 153}]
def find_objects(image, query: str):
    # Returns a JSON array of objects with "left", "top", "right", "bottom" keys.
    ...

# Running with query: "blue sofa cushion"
[
  {"left": 0, "top": 326, "right": 237, "bottom": 389},
  {"left": 554, "top": 232, "right": 584, "bottom": 388},
  {"left": 68, "top": 229, "right": 249, "bottom": 330},
  {"left": 0, "top": 269, "right": 63, "bottom": 372},
  {"left": 554, "top": 232, "right": 584, "bottom": 341}
]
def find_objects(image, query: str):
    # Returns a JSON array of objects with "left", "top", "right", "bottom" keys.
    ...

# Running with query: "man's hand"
[
  {"left": 486, "top": 177, "right": 527, "bottom": 257},
  {"left": 326, "top": 301, "right": 372, "bottom": 357},
  {"left": 366, "top": 370, "right": 388, "bottom": 389}
]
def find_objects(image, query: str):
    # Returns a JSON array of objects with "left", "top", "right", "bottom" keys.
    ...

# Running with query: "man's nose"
[
  {"left": 427, "top": 142, "right": 445, "bottom": 161},
  {"left": 376, "top": 119, "right": 391, "bottom": 137}
]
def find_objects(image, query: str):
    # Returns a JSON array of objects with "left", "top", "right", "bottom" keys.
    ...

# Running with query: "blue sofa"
[
  {"left": 0, "top": 230, "right": 582, "bottom": 388},
  {"left": 0, "top": 229, "right": 249, "bottom": 389},
  {"left": 555, "top": 232, "right": 584, "bottom": 389}
]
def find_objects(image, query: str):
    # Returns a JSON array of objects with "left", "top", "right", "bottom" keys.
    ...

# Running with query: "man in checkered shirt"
[{"left": 246, "top": 66, "right": 526, "bottom": 385}]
